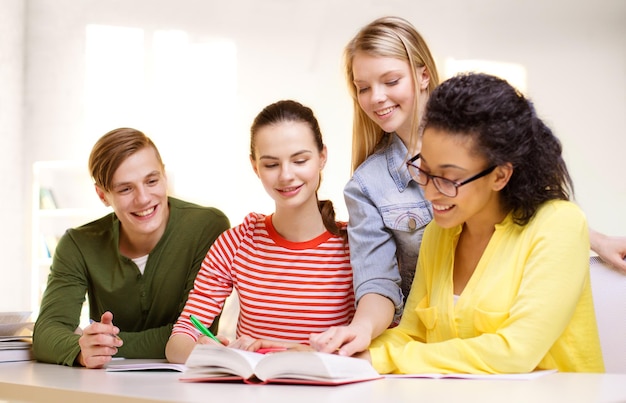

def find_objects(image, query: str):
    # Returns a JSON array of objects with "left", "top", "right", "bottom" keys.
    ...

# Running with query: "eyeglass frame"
[{"left": 406, "top": 153, "right": 497, "bottom": 198}]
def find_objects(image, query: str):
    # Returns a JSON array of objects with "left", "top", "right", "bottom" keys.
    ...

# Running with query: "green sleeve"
[
  {"left": 116, "top": 325, "right": 173, "bottom": 358},
  {"left": 32, "top": 232, "right": 88, "bottom": 366}
]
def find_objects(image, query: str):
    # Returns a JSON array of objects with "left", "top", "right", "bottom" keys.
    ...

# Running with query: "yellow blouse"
[{"left": 370, "top": 200, "right": 604, "bottom": 374}]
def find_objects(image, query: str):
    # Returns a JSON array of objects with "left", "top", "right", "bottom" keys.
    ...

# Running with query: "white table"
[{"left": 1, "top": 361, "right": 625, "bottom": 403}]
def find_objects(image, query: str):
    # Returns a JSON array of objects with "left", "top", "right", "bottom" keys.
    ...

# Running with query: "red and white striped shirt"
[{"left": 172, "top": 212, "right": 355, "bottom": 343}]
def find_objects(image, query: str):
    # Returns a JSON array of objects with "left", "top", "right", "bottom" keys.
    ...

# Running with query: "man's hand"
[{"left": 76, "top": 311, "right": 123, "bottom": 369}]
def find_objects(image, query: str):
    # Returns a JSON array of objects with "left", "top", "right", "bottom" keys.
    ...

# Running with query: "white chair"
[{"left": 589, "top": 256, "right": 626, "bottom": 373}]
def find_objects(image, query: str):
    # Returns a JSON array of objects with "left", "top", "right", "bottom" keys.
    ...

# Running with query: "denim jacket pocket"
[
  {"left": 380, "top": 203, "right": 432, "bottom": 300},
  {"left": 414, "top": 296, "right": 438, "bottom": 330},
  {"left": 380, "top": 203, "right": 431, "bottom": 233},
  {"left": 473, "top": 308, "right": 509, "bottom": 333}
]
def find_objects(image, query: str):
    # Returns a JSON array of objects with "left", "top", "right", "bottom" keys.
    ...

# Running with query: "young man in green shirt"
[{"left": 33, "top": 128, "right": 230, "bottom": 368}]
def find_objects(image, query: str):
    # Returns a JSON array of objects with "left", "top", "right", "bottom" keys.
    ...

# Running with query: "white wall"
[
  {"left": 0, "top": 0, "right": 26, "bottom": 310},
  {"left": 2, "top": 0, "right": 625, "bottom": 311}
]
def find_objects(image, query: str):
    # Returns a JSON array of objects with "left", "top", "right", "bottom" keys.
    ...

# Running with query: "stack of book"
[{"left": 0, "top": 311, "right": 34, "bottom": 363}]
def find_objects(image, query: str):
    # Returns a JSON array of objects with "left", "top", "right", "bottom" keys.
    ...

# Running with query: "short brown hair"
[{"left": 88, "top": 127, "right": 164, "bottom": 191}]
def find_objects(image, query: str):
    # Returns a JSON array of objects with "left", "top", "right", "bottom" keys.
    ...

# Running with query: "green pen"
[{"left": 189, "top": 314, "right": 222, "bottom": 344}]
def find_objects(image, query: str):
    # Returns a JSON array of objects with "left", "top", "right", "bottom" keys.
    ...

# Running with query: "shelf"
[{"left": 32, "top": 160, "right": 105, "bottom": 316}]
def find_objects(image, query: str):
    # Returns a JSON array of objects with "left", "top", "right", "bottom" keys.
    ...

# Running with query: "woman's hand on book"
[
  {"left": 226, "top": 335, "right": 256, "bottom": 351},
  {"left": 197, "top": 333, "right": 230, "bottom": 346},
  {"left": 309, "top": 323, "right": 371, "bottom": 357},
  {"left": 229, "top": 336, "right": 313, "bottom": 353}
]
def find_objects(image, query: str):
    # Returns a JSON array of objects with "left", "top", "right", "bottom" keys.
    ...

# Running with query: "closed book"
[{"left": 0, "top": 344, "right": 33, "bottom": 363}]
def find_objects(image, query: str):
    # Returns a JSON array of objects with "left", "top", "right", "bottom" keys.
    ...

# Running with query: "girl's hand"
[
  {"left": 309, "top": 323, "right": 371, "bottom": 356},
  {"left": 227, "top": 335, "right": 258, "bottom": 351},
  {"left": 197, "top": 333, "right": 230, "bottom": 346},
  {"left": 239, "top": 338, "right": 313, "bottom": 353}
]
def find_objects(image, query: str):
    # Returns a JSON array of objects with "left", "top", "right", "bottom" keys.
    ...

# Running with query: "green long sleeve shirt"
[{"left": 32, "top": 197, "right": 230, "bottom": 366}]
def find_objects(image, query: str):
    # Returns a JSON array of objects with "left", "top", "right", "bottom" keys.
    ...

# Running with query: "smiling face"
[
  {"left": 96, "top": 146, "right": 169, "bottom": 246},
  {"left": 419, "top": 128, "right": 510, "bottom": 229},
  {"left": 352, "top": 52, "right": 415, "bottom": 141},
  {"left": 250, "top": 120, "right": 327, "bottom": 212},
  {"left": 352, "top": 51, "right": 426, "bottom": 143}
]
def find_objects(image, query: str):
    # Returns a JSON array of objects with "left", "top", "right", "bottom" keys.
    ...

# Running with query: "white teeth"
[
  {"left": 432, "top": 204, "right": 452, "bottom": 211},
  {"left": 135, "top": 207, "right": 155, "bottom": 217},
  {"left": 376, "top": 106, "right": 395, "bottom": 116}
]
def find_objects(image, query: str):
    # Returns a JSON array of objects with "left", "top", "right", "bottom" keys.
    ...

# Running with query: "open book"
[
  {"left": 0, "top": 311, "right": 33, "bottom": 337},
  {"left": 180, "top": 344, "right": 382, "bottom": 385}
]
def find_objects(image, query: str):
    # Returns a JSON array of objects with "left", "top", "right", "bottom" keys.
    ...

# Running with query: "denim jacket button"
[{"left": 408, "top": 217, "right": 417, "bottom": 231}]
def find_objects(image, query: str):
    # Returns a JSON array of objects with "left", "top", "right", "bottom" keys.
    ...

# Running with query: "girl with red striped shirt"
[{"left": 166, "top": 100, "right": 354, "bottom": 364}]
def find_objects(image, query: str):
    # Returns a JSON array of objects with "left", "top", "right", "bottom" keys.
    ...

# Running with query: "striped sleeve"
[{"left": 171, "top": 214, "right": 250, "bottom": 340}]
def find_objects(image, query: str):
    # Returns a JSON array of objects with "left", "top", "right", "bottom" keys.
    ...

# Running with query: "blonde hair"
[{"left": 344, "top": 16, "right": 440, "bottom": 173}]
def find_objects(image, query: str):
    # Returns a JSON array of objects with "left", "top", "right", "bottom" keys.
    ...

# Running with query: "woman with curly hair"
[{"left": 361, "top": 72, "right": 604, "bottom": 374}]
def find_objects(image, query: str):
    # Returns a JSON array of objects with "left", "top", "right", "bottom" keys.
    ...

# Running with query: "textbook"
[
  {"left": 0, "top": 311, "right": 33, "bottom": 363},
  {"left": 180, "top": 344, "right": 382, "bottom": 385},
  {"left": 0, "top": 341, "right": 33, "bottom": 363}
]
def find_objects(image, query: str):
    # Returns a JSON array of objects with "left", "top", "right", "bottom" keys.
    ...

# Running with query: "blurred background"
[{"left": 1, "top": 0, "right": 624, "bottom": 312}]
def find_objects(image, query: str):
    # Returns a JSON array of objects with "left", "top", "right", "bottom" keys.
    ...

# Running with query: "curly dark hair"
[{"left": 423, "top": 73, "right": 573, "bottom": 225}]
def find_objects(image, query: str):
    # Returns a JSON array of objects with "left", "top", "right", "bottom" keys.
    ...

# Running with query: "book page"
[
  {"left": 185, "top": 344, "right": 265, "bottom": 379},
  {"left": 0, "top": 312, "right": 31, "bottom": 324},
  {"left": 0, "top": 322, "right": 34, "bottom": 337},
  {"left": 0, "top": 312, "right": 33, "bottom": 337},
  {"left": 255, "top": 351, "right": 380, "bottom": 383}
]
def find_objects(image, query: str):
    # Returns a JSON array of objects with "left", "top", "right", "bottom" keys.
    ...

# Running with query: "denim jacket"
[{"left": 345, "top": 133, "right": 432, "bottom": 320}]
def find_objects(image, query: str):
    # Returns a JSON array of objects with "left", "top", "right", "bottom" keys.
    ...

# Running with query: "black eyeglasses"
[{"left": 406, "top": 154, "right": 497, "bottom": 198}]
